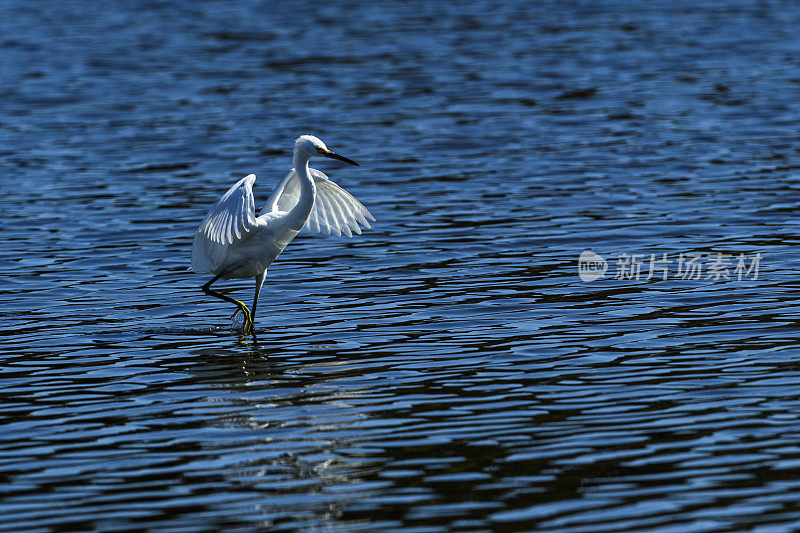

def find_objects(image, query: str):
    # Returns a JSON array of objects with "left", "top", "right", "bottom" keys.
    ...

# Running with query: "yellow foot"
[{"left": 230, "top": 301, "right": 254, "bottom": 333}]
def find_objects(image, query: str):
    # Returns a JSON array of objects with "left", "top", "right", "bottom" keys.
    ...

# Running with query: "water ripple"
[{"left": 3, "top": 0, "right": 800, "bottom": 530}]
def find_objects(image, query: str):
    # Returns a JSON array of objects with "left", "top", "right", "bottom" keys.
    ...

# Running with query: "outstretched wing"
[
  {"left": 262, "top": 168, "right": 375, "bottom": 237},
  {"left": 191, "top": 174, "right": 258, "bottom": 274}
]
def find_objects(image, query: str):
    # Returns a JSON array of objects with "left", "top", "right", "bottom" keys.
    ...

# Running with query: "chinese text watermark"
[{"left": 578, "top": 251, "right": 761, "bottom": 282}]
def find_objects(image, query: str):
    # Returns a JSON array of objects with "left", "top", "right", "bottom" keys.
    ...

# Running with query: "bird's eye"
[{"left": 315, "top": 146, "right": 328, "bottom": 154}]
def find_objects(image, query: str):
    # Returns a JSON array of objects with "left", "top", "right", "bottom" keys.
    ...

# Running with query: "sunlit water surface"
[{"left": 3, "top": 0, "right": 800, "bottom": 530}]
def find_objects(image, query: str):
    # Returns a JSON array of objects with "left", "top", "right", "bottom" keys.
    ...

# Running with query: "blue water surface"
[{"left": 2, "top": 0, "right": 800, "bottom": 530}]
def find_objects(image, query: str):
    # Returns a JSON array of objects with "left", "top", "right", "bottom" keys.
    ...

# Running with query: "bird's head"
[{"left": 294, "top": 135, "right": 359, "bottom": 166}]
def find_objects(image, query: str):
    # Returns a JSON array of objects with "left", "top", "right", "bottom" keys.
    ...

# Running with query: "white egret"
[{"left": 191, "top": 135, "right": 374, "bottom": 333}]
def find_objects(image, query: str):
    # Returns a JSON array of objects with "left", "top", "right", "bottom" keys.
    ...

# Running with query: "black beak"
[{"left": 324, "top": 151, "right": 359, "bottom": 166}]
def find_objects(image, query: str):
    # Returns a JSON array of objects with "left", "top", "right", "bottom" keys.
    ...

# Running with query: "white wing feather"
[
  {"left": 262, "top": 168, "right": 374, "bottom": 237},
  {"left": 191, "top": 174, "right": 258, "bottom": 274}
]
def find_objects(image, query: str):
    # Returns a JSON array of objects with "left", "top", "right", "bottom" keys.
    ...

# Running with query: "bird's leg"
[
  {"left": 251, "top": 271, "right": 266, "bottom": 327},
  {"left": 202, "top": 273, "right": 253, "bottom": 332}
]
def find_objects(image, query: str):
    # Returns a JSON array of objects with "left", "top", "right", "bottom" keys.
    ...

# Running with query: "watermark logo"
[
  {"left": 578, "top": 251, "right": 761, "bottom": 282},
  {"left": 578, "top": 250, "right": 608, "bottom": 282}
]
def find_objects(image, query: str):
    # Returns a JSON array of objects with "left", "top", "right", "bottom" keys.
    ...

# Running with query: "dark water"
[{"left": 3, "top": 0, "right": 800, "bottom": 530}]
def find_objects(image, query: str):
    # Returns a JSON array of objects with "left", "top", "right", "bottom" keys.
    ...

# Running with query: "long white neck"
[{"left": 286, "top": 151, "right": 316, "bottom": 230}]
